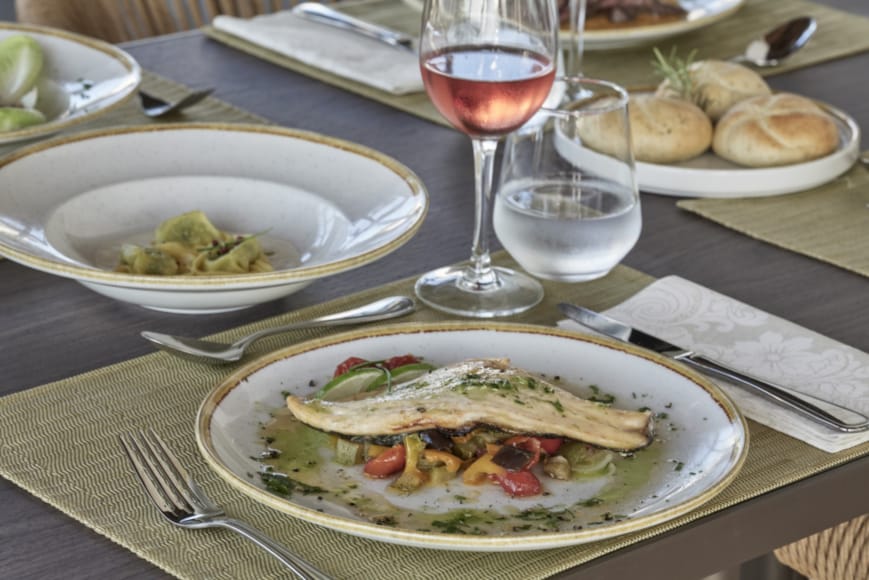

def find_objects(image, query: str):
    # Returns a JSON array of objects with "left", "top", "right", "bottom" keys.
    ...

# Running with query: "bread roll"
[
  {"left": 628, "top": 94, "right": 712, "bottom": 163},
  {"left": 712, "top": 93, "right": 840, "bottom": 167},
  {"left": 657, "top": 60, "right": 771, "bottom": 121}
]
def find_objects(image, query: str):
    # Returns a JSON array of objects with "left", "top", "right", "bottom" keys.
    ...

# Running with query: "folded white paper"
[
  {"left": 212, "top": 11, "right": 423, "bottom": 95},
  {"left": 559, "top": 276, "right": 869, "bottom": 453}
]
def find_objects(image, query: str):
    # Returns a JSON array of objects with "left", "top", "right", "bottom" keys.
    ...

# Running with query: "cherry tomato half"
[
  {"left": 333, "top": 356, "right": 368, "bottom": 377},
  {"left": 493, "top": 470, "right": 542, "bottom": 497},
  {"left": 537, "top": 437, "right": 563, "bottom": 455},
  {"left": 363, "top": 444, "right": 406, "bottom": 478},
  {"left": 383, "top": 354, "right": 420, "bottom": 370}
]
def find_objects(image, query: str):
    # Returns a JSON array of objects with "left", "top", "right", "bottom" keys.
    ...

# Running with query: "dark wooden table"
[{"left": 2, "top": 2, "right": 868, "bottom": 578}]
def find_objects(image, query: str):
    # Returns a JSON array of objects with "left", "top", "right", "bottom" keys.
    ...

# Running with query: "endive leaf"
[
  {"left": 0, "top": 35, "right": 44, "bottom": 106},
  {"left": 0, "top": 106, "right": 45, "bottom": 131}
]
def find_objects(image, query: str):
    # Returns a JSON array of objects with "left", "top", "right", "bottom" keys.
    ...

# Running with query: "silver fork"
[
  {"left": 119, "top": 429, "right": 329, "bottom": 579},
  {"left": 138, "top": 88, "right": 214, "bottom": 117}
]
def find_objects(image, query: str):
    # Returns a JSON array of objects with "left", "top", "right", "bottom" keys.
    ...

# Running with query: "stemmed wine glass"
[{"left": 416, "top": 0, "right": 559, "bottom": 317}]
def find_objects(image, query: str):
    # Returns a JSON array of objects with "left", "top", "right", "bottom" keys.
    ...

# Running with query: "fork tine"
[
  {"left": 119, "top": 432, "right": 185, "bottom": 516},
  {"left": 142, "top": 429, "right": 214, "bottom": 513}
]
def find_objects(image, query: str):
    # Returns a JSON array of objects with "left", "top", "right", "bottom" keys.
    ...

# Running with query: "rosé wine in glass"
[
  {"left": 415, "top": 0, "right": 558, "bottom": 318},
  {"left": 421, "top": 45, "right": 555, "bottom": 137}
]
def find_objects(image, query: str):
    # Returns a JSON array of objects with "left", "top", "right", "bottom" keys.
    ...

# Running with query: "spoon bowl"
[
  {"left": 141, "top": 295, "right": 416, "bottom": 363},
  {"left": 732, "top": 16, "right": 817, "bottom": 67}
]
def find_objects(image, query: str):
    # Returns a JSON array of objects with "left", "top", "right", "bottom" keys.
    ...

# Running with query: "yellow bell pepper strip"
[
  {"left": 421, "top": 449, "right": 462, "bottom": 485},
  {"left": 462, "top": 444, "right": 506, "bottom": 485},
  {"left": 389, "top": 434, "right": 429, "bottom": 493}
]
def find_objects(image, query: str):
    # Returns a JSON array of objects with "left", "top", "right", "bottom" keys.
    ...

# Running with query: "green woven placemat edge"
[
  {"left": 677, "top": 164, "right": 869, "bottom": 278},
  {"left": 2, "top": 252, "right": 868, "bottom": 580}
]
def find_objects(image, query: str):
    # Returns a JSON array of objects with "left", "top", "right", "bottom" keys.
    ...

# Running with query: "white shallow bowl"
[
  {"left": 0, "top": 22, "right": 141, "bottom": 144},
  {"left": 197, "top": 322, "right": 748, "bottom": 551},
  {"left": 635, "top": 101, "right": 861, "bottom": 198},
  {"left": 0, "top": 124, "right": 428, "bottom": 313}
]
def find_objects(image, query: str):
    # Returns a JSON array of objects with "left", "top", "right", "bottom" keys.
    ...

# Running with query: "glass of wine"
[
  {"left": 416, "top": 0, "right": 559, "bottom": 317},
  {"left": 494, "top": 77, "right": 641, "bottom": 282}
]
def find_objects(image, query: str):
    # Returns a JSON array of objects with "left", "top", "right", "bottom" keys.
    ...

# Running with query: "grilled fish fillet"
[{"left": 286, "top": 358, "right": 653, "bottom": 450}]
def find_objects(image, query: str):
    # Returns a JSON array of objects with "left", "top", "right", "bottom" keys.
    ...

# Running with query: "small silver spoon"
[
  {"left": 732, "top": 16, "right": 817, "bottom": 67},
  {"left": 138, "top": 88, "right": 214, "bottom": 118},
  {"left": 860, "top": 150, "right": 869, "bottom": 167},
  {"left": 142, "top": 295, "right": 415, "bottom": 363}
]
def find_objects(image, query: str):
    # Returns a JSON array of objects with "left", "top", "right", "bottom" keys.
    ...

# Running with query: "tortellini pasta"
[{"left": 116, "top": 211, "right": 273, "bottom": 276}]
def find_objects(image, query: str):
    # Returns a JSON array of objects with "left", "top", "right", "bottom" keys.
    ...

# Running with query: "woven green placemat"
[
  {"left": 678, "top": 163, "right": 869, "bottom": 278},
  {"left": 203, "top": 0, "right": 869, "bottom": 128},
  {"left": 2, "top": 254, "right": 868, "bottom": 580}
]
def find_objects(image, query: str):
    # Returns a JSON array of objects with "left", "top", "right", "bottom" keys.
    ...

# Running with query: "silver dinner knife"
[
  {"left": 558, "top": 303, "right": 869, "bottom": 434},
  {"left": 291, "top": 2, "right": 414, "bottom": 51}
]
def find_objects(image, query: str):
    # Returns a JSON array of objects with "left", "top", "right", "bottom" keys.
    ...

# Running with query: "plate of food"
[
  {"left": 572, "top": 54, "right": 861, "bottom": 197},
  {"left": 0, "top": 124, "right": 428, "bottom": 313},
  {"left": 0, "top": 23, "right": 140, "bottom": 145},
  {"left": 558, "top": 0, "right": 745, "bottom": 50},
  {"left": 196, "top": 322, "right": 748, "bottom": 550}
]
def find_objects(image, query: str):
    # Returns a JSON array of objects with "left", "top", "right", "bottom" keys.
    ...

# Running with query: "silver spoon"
[
  {"left": 732, "top": 16, "right": 817, "bottom": 67},
  {"left": 138, "top": 88, "right": 214, "bottom": 118},
  {"left": 141, "top": 295, "right": 415, "bottom": 363},
  {"left": 861, "top": 150, "right": 869, "bottom": 167}
]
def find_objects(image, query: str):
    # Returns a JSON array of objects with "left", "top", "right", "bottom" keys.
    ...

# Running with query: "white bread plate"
[{"left": 635, "top": 99, "right": 860, "bottom": 198}]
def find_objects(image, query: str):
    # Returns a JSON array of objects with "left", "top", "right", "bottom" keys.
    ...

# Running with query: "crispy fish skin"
[{"left": 286, "top": 358, "right": 653, "bottom": 451}]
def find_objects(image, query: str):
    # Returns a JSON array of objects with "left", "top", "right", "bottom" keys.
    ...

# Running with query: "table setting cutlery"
[
  {"left": 558, "top": 276, "right": 869, "bottom": 452},
  {"left": 730, "top": 16, "right": 817, "bottom": 67},
  {"left": 142, "top": 295, "right": 416, "bottom": 362},
  {"left": 210, "top": 8, "right": 422, "bottom": 94},
  {"left": 119, "top": 429, "right": 330, "bottom": 579},
  {"left": 138, "top": 87, "right": 214, "bottom": 118},
  {"left": 560, "top": 303, "right": 869, "bottom": 434},
  {"left": 290, "top": 2, "right": 413, "bottom": 51}
]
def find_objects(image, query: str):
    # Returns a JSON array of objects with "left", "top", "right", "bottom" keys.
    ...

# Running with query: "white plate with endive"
[
  {"left": 196, "top": 322, "right": 748, "bottom": 551},
  {"left": 636, "top": 102, "right": 861, "bottom": 198},
  {"left": 0, "top": 124, "right": 428, "bottom": 313},
  {"left": 0, "top": 23, "right": 141, "bottom": 145}
]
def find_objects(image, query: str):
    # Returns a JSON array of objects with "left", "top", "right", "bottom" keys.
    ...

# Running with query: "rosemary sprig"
[{"left": 651, "top": 46, "right": 697, "bottom": 100}]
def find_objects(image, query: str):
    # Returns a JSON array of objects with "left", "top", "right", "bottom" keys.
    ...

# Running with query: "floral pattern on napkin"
[{"left": 561, "top": 276, "right": 869, "bottom": 453}]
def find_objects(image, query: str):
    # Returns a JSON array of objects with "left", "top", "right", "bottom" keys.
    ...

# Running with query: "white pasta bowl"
[
  {"left": 0, "top": 124, "right": 428, "bottom": 313},
  {"left": 0, "top": 22, "right": 141, "bottom": 145}
]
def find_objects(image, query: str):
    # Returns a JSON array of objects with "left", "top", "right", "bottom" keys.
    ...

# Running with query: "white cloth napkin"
[
  {"left": 559, "top": 276, "right": 869, "bottom": 453},
  {"left": 212, "top": 11, "right": 423, "bottom": 95}
]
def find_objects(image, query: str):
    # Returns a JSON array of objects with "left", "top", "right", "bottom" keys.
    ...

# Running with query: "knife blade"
[
  {"left": 291, "top": 2, "right": 415, "bottom": 51},
  {"left": 559, "top": 303, "right": 869, "bottom": 434}
]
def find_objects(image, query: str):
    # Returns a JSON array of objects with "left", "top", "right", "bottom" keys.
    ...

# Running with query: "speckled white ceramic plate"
[
  {"left": 635, "top": 101, "right": 860, "bottom": 197},
  {"left": 197, "top": 322, "right": 748, "bottom": 551},
  {"left": 402, "top": 0, "right": 744, "bottom": 51},
  {"left": 578, "top": 0, "right": 745, "bottom": 51},
  {"left": 0, "top": 23, "right": 141, "bottom": 145},
  {"left": 0, "top": 124, "right": 428, "bottom": 313}
]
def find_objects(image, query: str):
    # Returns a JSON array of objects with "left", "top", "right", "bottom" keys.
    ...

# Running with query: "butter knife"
[
  {"left": 291, "top": 2, "right": 414, "bottom": 51},
  {"left": 559, "top": 303, "right": 869, "bottom": 433}
]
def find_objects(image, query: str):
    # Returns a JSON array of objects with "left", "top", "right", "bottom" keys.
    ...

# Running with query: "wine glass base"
[{"left": 414, "top": 264, "right": 544, "bottom": 318}]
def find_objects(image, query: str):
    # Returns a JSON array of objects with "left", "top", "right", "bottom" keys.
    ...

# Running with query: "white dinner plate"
[
  {"left": 402, "top": 0, "right": 744, "bottom": 51},
  {"left": 635, "top": 102, "right": 861, "bottom": 197},
  {"left": 579, "top": 0, "right": 745, "bottom": 51},
  {"left": 197, "top": 322, "right": 748, "bottom": 551},
  {"left": 0, "top": 23, "right": 141, "bottom": 145},
  {"left": 0, "top": 124, "right": 428, "bottom": 313}
]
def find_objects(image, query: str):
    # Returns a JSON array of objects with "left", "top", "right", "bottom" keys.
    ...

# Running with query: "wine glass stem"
[
  {"left": 463, "top": 137, "right": 500, "bottom": 292},
  {"left": 567, "top": 0, "right": 587, "bottom": 77}
]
